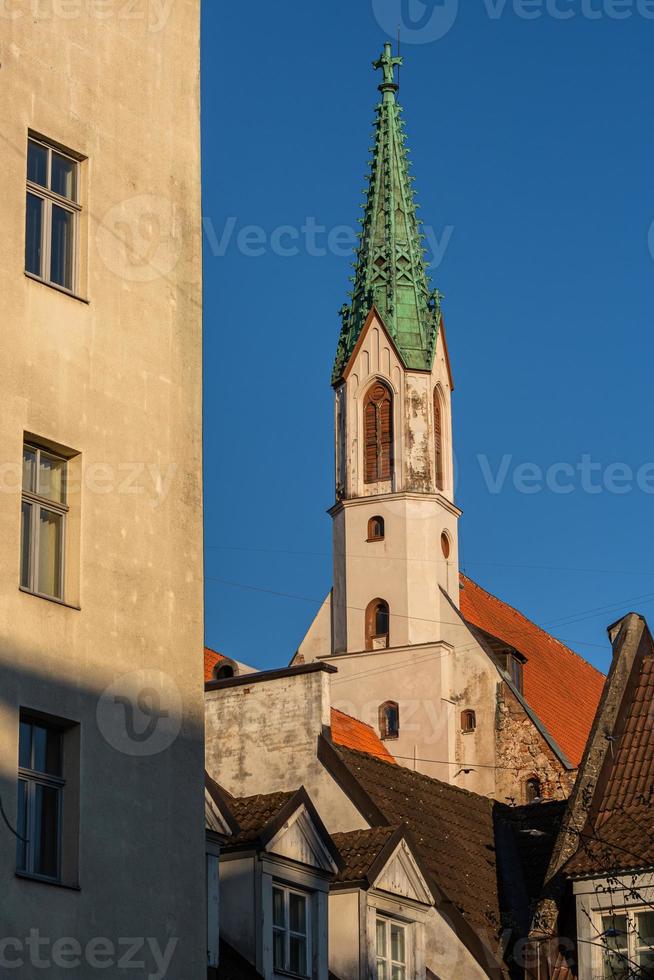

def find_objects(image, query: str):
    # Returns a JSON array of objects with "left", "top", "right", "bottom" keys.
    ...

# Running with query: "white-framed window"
[
  {"left": 594, "top": 908, "right": 654, "bottom": 979},
  {"left": 272, "top": 884, "right": 311, "bottom": 977},
  {"left": 25, "top": 136, "right": 81, "bottom": 293},
  {"left": 376, "top": 916, "right": 407, "bottom": 980},
  {"left": 16, "top": 715, "right": 65, "bottom": 882},
  {"left": 21, "top": 443, "right": 68, "bottom": 600}
]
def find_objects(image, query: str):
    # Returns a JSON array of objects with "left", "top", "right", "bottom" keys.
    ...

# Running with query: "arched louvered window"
[
  {"left": 364, "top": 383, "right": 393, "bottom": 484},
  {"left": 365, "top": 598, "right": 390, "bottom": 651},
  {"left": 367, "top": 516, "right": 385, "bottom": 542},
  {"left": 379, "top": 701, "right": 400, "bottom": 740},
  {"left": 434, "top": 387, "right": 444, "bottom": 491}
]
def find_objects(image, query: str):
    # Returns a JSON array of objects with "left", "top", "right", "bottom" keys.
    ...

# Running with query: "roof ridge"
[{"left": 460, "top": 573, "right": 605, "bottom": 679}]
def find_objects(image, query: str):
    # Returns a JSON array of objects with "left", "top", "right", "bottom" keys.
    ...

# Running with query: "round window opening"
[{"left": 441, "top": 532, "right": 451, "bottom": 560}]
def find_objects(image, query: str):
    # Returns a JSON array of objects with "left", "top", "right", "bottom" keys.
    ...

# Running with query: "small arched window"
[
  {"left": 364, "top": 382, "right": 393, "bottom": 484},
  {"left": 434, "top": 388, "right": 444, "bottom": 491},
  {"left": 525, "top": 777, "right": 542, "bottom": 804},
  {"left": 214, "top": 663, "right": 235, "bottom": 681},
  {"left": 367, "top": 516, "right": 385, "bottom": 542},
  {"left": 365, "top": 599, "right": 390, "bottom": 651},
  {"left": 379, "top": 701, "right": 400, "bottom": 740},
  {"left": 461, "top": 709, "right": 476, "bottom": 733}
]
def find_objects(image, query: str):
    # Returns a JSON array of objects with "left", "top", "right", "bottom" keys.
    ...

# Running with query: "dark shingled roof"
[
  {"left": 331, "top": 826, "right": 399, "bottom": 885},
  {"left": 336, "top": 746, "right": 503, "bottom": 941},
  {"left": 565, "top": 804, "right": 654, "bottom": 876},
  {"left": 227, "top": 791, "right": 296, "bottom": 843}
]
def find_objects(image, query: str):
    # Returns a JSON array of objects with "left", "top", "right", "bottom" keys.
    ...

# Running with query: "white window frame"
[
  {"left": 16, "top": 717, "right": 65, "bottom": 883},
  {"left": 272, "top": 883, "right": 311, "bottom": 978},
  {"left": 376, "top": 915, "right": 409, "bottom": 980},
  {"left": 592, "top": 906, "right": 654, "bottom": 979},
  {"left": 25, "top": 136, "right": 81, "bottom": 295},
  {"left": 21, "top": 443, "right": 68, "bottom": 602}
]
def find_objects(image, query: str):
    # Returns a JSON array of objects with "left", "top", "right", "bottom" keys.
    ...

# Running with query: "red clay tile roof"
[
  {"left": 601, "top": 655, "right": 654, "bottom": 816},
  {"left": 330, "top": 708, "right": 397, "bottom": 763},
  {"left": 459, "top": 574, "right": 605, "bottom": 767},
  {"left": 205, "top": 647, "right": 228, "bottom": 682}
]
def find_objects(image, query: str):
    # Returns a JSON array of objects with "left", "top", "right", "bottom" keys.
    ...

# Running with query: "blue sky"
[{"left": 201, "top": 0, "right": 654, "bottom": 674}]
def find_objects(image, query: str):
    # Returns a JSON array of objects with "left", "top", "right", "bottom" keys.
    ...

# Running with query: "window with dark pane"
[
  {"left": 525, "top": 777, "right": 541, "bottom": 804},
  {"left": 365, "top": 599, "right": 390, "bottom": 651},
  {"left": 379, "top": 701, "right": 400, "bottom": 740},
  {"left": 25, "top": 137, "right": 80, "bottom": 291},
  {"left": 367, "top": 515, "right": 385, "bottom": 542},
  {"left": 17, "top": 716, "right": 64, "bottom": 881}
]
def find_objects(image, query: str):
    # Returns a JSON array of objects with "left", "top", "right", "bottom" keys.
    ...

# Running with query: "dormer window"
[
  {"left": 368, "top": 516, "right": 385, "bottom": 542},
  {"left": 376, "top": 917, "right": 407, "bottom": 980},
  {"left": 509, "top": 655, "right": 524, "bottom": 694},
  {"left": 379, "top": 701, "right": 400, "bottom": 740},
  {"left": 273, "top": 885, "right": 310, "bottom": 978},
  {"left": 461, "top": 710, "right": 476, "bottom": 734},
  {"left": 366, "top": 599, "right": 390, "bottom": 651},
  {"left": 212, "top": 660, "right": 237, "bottom": 681}
]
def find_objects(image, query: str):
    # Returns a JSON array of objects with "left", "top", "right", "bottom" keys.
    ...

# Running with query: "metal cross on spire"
[{"left": 373, "top": 42, "right": 402, "bottom": 90}]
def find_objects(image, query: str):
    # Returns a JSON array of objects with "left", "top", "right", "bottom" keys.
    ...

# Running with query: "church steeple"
[{"left": 333, "top": 43, "right": 442, "bottom": 383}]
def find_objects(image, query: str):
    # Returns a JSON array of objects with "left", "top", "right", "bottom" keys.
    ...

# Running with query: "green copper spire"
[{"left": 333, "top": 43, "right": 442, "bottom": 383}]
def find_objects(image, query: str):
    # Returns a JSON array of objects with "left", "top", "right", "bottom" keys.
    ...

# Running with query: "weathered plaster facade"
[{"left": 0, "top": 6, "right": 205, "bottom": 978}]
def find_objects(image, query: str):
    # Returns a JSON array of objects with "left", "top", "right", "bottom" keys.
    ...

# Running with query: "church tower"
[{"left": 330, "top": 44, "right": 460, "bottom": 656}]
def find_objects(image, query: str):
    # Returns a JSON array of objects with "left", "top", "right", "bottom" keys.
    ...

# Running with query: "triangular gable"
[
  {"left": 371, "top": 837, "right": 434, "bottom": 906},
  {"left": 265, "top": 803, "right": 339, "bottom": 874},
  {"left": 205, "top": 787, "right": 236, "bottom": 836},
  {"left": 341, "top": 306, "right": 411, "bottom": 384}
]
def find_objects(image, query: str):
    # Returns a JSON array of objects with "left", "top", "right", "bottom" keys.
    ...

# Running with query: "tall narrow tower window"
[
  {"left": 364, "top": 383, "right": 393, "bottom": 484},
  {"left": 434, "top": 388, "right": 444, "bottom": 491},
  {"left": 366, "top": 599, "right": 390, "bottom": 650}
]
